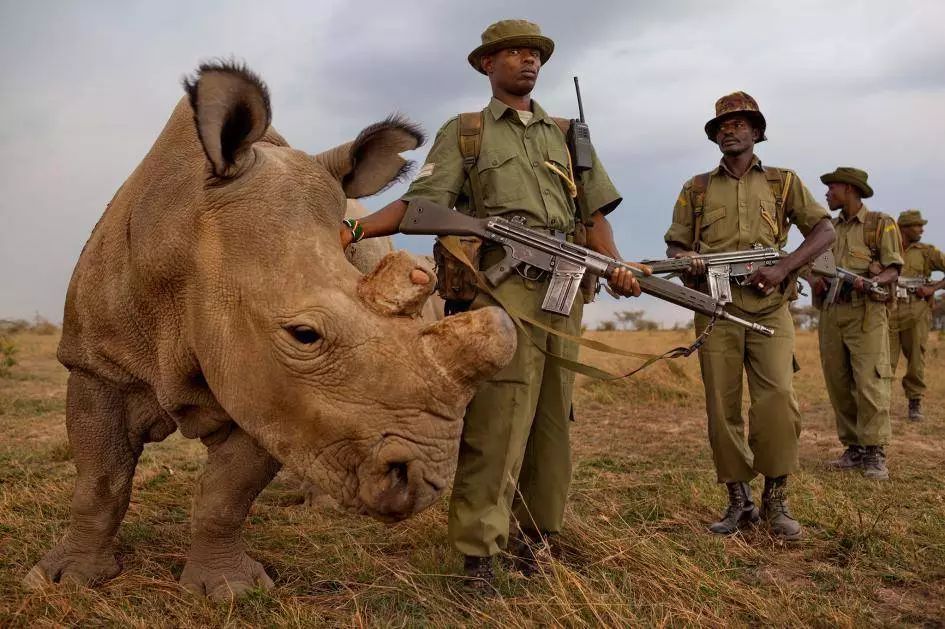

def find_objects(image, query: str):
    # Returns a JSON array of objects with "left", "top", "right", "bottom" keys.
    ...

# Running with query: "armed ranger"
[
  {"left": 640, "top": 248, "right": 835, "bottom": 305},
  {"left": 399, "top": 199, "right": 774, "bottom": 336}
]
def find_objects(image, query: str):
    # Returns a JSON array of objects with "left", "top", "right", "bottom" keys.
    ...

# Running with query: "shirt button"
[
  {"left": 491, "top": 159, "right": 498, "bottom": 166},
  {"left": 532, "top": 160, "right": 539, "bottom": 167},
  {"left": 543, "top": 189, "right": 550, "bottom": 195}
]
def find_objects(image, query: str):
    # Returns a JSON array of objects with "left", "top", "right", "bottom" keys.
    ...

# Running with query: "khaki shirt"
[
  {"left": 664, "top": 156, "right": 829, "bottom": 313},
  {"left": 832, "top": 205, "right": 904, "bottom": 274},
  {"left": 402, "top": 98, "right": 621, "bottom": 231},
  {"left": 901, "top": 241, "right": 945, "bottom": 279}
]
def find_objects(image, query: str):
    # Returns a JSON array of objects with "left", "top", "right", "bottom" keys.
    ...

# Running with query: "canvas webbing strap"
[
  {"left": 458, "top": 112, "right": 486, "bottom": 218},
  {"left": 437, "top": 236, "right": 717, "bottom": 380}
]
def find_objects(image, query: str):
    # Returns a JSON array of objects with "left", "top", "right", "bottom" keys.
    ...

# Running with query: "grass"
[{"left": 1, "top": 330, "right": 944, "bottom": 626}]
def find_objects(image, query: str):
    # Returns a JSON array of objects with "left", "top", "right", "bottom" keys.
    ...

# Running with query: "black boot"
[
  {"left": 761, "top": 476, "right": 802, "bottom": 541},
  {"left": 708, "top": 482, "right": 760, "bottom": 535},
  {"left": 827, "top": 445, "right": 864, "bottom": 470},
  {"left": 908, "top": 398, "right": 924, "bottom": 421},
  {"left": 461, "top": 555, "right": 497, "bottom": 595},
  {"left": 506, "top": 531, "right": 555, "bottom": 577},
  {"left": 861, "top": 446, "right": 889, "bottom": 480}
]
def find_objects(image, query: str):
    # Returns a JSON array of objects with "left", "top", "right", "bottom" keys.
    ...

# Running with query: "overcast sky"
[{"left": 2, "top": 0, "right": 943, "bottom": 328}]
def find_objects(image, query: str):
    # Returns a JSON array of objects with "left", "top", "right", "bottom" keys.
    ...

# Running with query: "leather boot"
[
  {"left": 708, "top": 482, "right": 760, "bottom": 535},
  {"left": 861, "top": 446, "right": 889, "bottom": 480},
  {"left": 908, "top": 398, "right": 924, "bottom": 421},
  {"left": 761, "top": 476, "right": 802, "bottom": 541},
  {"left": 827, "top": 445, "right": 864, "bottom": 470},
  {"left": 506, "top": 531, "right": 555, "bottom": 577},
  {"left": 461, "top": 555, "right": 497, "bottom": 595}
]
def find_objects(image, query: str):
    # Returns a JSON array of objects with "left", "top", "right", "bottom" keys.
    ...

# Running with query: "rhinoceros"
[{"left": 24, "top": 62, "right": 515, "bottom": 599}]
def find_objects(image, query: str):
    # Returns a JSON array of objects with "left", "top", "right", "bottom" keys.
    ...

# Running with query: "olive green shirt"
[
  {"left": 401, "top": 98, "right": 621, "bottom": 231},
  {"left": 664, "top": 156, "right": 829, "bottom": 313},
  {"left": 901, "top": 241, "right": 945, "bottom": 279},
  {"left": 831, "top": 205, "right": 904, "bottom": 274}
]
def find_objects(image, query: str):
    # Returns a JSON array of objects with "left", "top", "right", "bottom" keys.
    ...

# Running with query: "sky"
[{"left": 2, "top": 0, "right": 944, "bottom": 328}]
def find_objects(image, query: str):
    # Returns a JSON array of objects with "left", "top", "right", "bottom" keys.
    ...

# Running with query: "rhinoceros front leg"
[
  {"left": 24, "top": 372, "right": 141, "bottom": 589},
  {"left": 180, "top": 424, "right": 281, "bottom": 600}
]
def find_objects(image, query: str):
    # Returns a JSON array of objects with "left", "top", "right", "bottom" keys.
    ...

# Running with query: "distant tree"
[
  {"left": 0, "top": 335, "right": 17, "bottom": 378},
  {"left": 597, "top": 320, "right": 617, "bottom": 332}
]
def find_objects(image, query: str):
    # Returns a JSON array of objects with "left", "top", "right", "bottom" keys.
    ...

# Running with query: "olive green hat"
[
  {"left": 468, "top": 19, "right": 554, "bottom": 75},
  {"left": 898, "top": 209, "right": 927, "bottom": 227},
  {"left": 820, "top": 167, "right": 874, "bottom": 199},
  {"left": 704, "top": 91, "right": 767, "bottom": 143}
]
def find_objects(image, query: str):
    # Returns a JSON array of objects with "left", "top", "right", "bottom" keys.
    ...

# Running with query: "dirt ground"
[{"left": 1, "top": 329, "right": 943, "bottom": 627}]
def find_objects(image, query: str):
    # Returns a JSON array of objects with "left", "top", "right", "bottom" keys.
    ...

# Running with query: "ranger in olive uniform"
[
  {"left": 339, "top": 20, "right": 641, "bottom": 591},
  {"left": 816, "top": 167, "right": 903, "bottom": 480},
  {"left": 665, "top": 92, "right": 835, "bottom": 540},
  {"left": 889, "top": 210, "right": 945, "bottom": 420}
]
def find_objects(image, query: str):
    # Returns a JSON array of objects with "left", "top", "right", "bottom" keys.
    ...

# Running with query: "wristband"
[{"left": 342, "top": 218, "right": 365, "bottom": 243}]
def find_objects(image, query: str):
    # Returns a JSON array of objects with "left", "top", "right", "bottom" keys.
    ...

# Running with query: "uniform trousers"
[
  {"left": 448, "top": 267, "right": 581, "bottom": 557},
  {"left": 819, "top": 298, "right": 893, "bottom": 446}
]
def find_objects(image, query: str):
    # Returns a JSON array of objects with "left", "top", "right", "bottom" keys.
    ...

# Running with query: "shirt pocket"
[
  {"left": 846, "top": 246, "right": 873, "bottom": 273},
  {"left": 759, "top": 199, "right": 779, "bottom": 244},
  {"left": 477, "top": 146, "right": 525, "bottom": 207},
  {"left": 699, "top": 205, "right": 727, "bottom": 244}
]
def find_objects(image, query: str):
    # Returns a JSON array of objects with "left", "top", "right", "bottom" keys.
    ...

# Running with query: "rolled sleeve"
[
  {"left": 925, "top": 245, "right": 945, "bottom": 274},
  {"left": 400, "top": 118, "right": 466, "bottom": 208},
  {"left": 580, "top": 145, "right": 622, "bottom": 216},
  {"left": 664, "top": 181, "right": 695, "bottom": 249},
  {"left": 878, "top": 216, "right": 905, "bottom": 268},
  {"left": 786, "top": 175, "right": 829, "bottom": 236}
]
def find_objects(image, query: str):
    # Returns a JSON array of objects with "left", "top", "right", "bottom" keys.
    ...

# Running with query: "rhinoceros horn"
[{"left": 315, "top": 116, "right": 425, "bottom": 198}]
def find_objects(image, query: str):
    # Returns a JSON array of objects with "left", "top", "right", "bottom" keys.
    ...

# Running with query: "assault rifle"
[
  {"left": 640, "top": 247, "right": 835, "bottom": 305},
  {"left": 896, "top": 277, "right": 937, "bottom": 299},
  {"left": 399, "top": 199, "right": 774, "bottom": 336},
  {"left": 822, "top": 265, "right": 890, "bottom": 306}
]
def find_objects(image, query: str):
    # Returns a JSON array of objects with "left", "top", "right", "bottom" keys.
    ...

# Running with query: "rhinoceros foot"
[
  {"left": 180, "top": 547, "right": 274, "bottom": 601},
  {"left": 23, "top": 542, "right": 121, "bottom": 590}
]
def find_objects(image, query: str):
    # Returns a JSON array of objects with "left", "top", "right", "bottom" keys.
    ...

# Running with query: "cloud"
[{"left": 1, "top": 0, "right": 943, "bottom": 324}]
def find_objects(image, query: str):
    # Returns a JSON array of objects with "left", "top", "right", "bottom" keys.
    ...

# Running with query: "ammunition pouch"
[{"left": 433, "top": 236, "right": 483, "bottom": 305}]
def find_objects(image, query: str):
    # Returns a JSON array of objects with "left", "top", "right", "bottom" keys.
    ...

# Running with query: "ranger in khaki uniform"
[
  {"left": 339, "top": 20, "right": 642, "bottom": 592},
  {"left": 889, "top": 210, "right": 945, "bottom": 420},
  {"left": 665, "top": 92, "right": 835, "bottom": 541},
  {"left": 815, "top": 167, "right": 903, "bottom": 480}
]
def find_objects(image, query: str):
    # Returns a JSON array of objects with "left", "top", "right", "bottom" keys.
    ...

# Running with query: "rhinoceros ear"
[
  {"left": 183, "top": 61, "right": 271, "bottom": 178},
  {"left": 315, "top": 115, "right": 425, "bottom": 198}
]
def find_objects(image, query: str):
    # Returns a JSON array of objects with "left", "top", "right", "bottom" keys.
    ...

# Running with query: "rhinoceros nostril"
[{"left": 386, "top": 461, "right": 409, "bottom": 490}]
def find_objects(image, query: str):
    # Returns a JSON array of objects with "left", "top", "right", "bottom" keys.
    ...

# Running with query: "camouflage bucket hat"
[
  {"left": 898, "top": 209, "right": 927, "bottom": 227},
  {"left": 820, "top": 167, "right": 874, "bottom": 199},
  {"left": 468, "top": 19, "right": 554, "bottom": 74},
  {"left": 704, "top": 91, "right": 767, "bottom": 143}
]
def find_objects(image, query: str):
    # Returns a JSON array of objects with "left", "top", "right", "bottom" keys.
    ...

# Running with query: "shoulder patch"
[{"left": 414, "top": 162, "right": 435, "bottom": 180}]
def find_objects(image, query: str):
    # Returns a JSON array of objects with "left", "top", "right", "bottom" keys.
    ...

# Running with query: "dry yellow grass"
[{"left": 1, "top": 330, "right": 943, "bottom": 627}]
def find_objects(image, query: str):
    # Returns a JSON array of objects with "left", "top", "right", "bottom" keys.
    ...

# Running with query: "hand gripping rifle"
[
  {"left": 400, "top": 199, "right": 774, "bottom": 336},
  {"left": 896, "top": 276, "right": 935, "bottom": 299},
  {"left": 641, "top": 247, "right": 836, "bottom": 304},
  {"left": 822, "top": 265, "right": 890, "bottom": 306}
]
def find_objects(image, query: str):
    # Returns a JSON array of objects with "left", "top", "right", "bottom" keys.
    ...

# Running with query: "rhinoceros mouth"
[{"left": 309, "top": 431, "right": 455, "bottom": 522}]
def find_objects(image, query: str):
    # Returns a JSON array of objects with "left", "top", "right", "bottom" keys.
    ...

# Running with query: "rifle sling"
[{"left": 437, "top": 235, "right": 717, "bottom": 380}]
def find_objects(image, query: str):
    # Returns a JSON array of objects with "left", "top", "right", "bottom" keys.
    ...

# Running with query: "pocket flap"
[
  {"left": 481, "top": 147, "right": 518, "bottom": 171},
  {"left": 702, "top": 205, "right": 726, "bottom": 225},
  {"left": 546, "top": 146, "right": 570, "bottom": 168}
]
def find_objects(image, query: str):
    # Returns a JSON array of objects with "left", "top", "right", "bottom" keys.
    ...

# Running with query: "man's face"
[
  {"left": 714, "top": 114, "right": 758, "bottom": 156},
  {"left": 901, "top": 224, "right": 924, "bottom": 243},
  {"left": 482, "top": 47, "right": 541, "bottom": 96},
  {"left": 825, "top": 182, "right": 851, "bottom": 211}
]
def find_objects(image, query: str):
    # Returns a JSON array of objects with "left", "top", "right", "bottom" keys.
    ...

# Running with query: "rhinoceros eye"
[{"left": 286, "top": 324, "right": 321, "bottom": 345}]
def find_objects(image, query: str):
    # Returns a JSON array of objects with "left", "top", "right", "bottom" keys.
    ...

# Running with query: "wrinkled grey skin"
[{"left": 23, "top": 62, "right": 515, "bottom": 600}]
